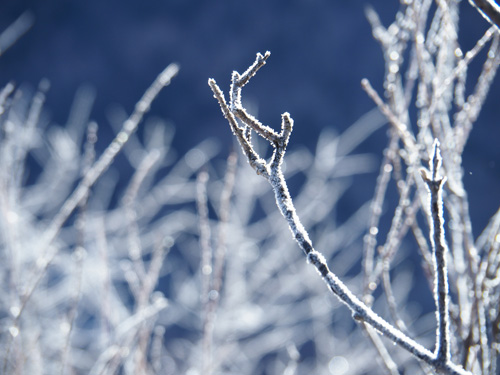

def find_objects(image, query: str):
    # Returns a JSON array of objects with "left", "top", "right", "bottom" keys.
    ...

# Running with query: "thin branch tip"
[
  {"left": 281, "top": 112, "right": 293, "bottom": 137},
  {"left": 231, "top": 71, "right": 240, "bottom": 81},
  {"left": 159, "top": 63, "right": 180, "bottom": 85},
  {"left": 431, "top": 139, "right": 442, "bottom": 164},
  {"left": 423, "top": 140, "right": 445, "bottom": 183},
  {"left": 259, "top": 51, "right": 271, "bottom": 60},
  {"left": 361, "top": 78, "right": 372, "bottom": 90}
]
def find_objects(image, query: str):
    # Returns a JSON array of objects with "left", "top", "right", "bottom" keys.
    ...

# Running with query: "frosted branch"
[
  {"left": 209, "top": 53, "right": 471, "bottom": 375},
  {"left": 468, "top": 0, "right": 500, "bottom": 30},
  {"left": 421, "top": 140, "right": 451, "bottom": 366}
]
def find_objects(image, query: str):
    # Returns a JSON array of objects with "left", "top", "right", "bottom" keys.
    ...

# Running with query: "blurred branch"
[{"left": 0, "top": 11, "right": 34, "bottom": 56}]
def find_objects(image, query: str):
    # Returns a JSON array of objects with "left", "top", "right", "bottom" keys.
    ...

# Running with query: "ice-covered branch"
[
  {"left": 421, "top": 140, "right": 451, "bottom": 366},
  {"left": 468, "top": 0, "right": 500, "bottom": 30},
  {"left": 209, "top": 52, "right": 471, "bottom": 375}
]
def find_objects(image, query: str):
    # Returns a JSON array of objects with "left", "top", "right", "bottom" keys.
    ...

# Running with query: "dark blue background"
[{"left": 0, "top": 0, "right": 498, "bottom": 249}]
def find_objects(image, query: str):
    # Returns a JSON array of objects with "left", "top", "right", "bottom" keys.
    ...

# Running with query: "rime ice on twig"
[
  {"left": 421, "top": 140, "right": 451, "bottom": 366},
  {"left": 209, "top": 53, "right": 471, "bottom": 375},
  {"left": 468, "top": 0, "right": 500, "bottom": 30}
]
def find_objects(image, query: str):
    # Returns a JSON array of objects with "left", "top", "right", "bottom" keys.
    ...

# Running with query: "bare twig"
[
  {"left": 420, "top": 140, "right": 450, "bottom": 366},
  {"left": 468, "top": 0, "right": 500, "bottom": 30},
  {"left": 209, "top": 52, "right": 471, "bottom": 375}
]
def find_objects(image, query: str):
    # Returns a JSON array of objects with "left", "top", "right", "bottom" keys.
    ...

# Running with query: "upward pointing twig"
[{"left": 421, "top": 140, "right": 451, "bottom": 367}]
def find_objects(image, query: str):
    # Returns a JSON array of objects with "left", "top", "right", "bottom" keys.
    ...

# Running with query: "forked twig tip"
[
  {"left": 260, "top": 51, "right": 271, "bottom": 59},
  {"left": 430, "top": 139, "right": 443, "bottom": 181}
]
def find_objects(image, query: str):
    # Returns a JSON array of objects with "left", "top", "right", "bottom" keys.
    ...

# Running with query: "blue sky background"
[{"left": 0, "top": 0, "right": 499, "bottom": 256}]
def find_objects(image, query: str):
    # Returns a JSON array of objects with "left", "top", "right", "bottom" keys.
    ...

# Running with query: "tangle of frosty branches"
[
  {"left": 2, "top": 62, "right": 179, "bottom": 374},
  {"left": 208, "top": 52, "right": 471, "bottom": 375}
]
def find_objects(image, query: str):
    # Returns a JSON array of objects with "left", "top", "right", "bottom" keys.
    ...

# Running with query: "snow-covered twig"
[
  {"left": 421, "top": 140, "right": 451, "bottom": 367},
  {"left": 209, "top": 52, "right": 471, "bottom": 375},
  {"left": 468, "top": 0, "right": 500, "bottom": 30}
]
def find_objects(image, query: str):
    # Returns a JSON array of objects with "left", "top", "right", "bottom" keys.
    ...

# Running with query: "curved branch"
[{"left": 209, "top": 52, "right": 471, "bottom": 375}]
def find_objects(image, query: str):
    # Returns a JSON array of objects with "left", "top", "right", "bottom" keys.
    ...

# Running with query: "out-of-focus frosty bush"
[{"left": 0, "top": 63, "right": 382, "bottom": 374}]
